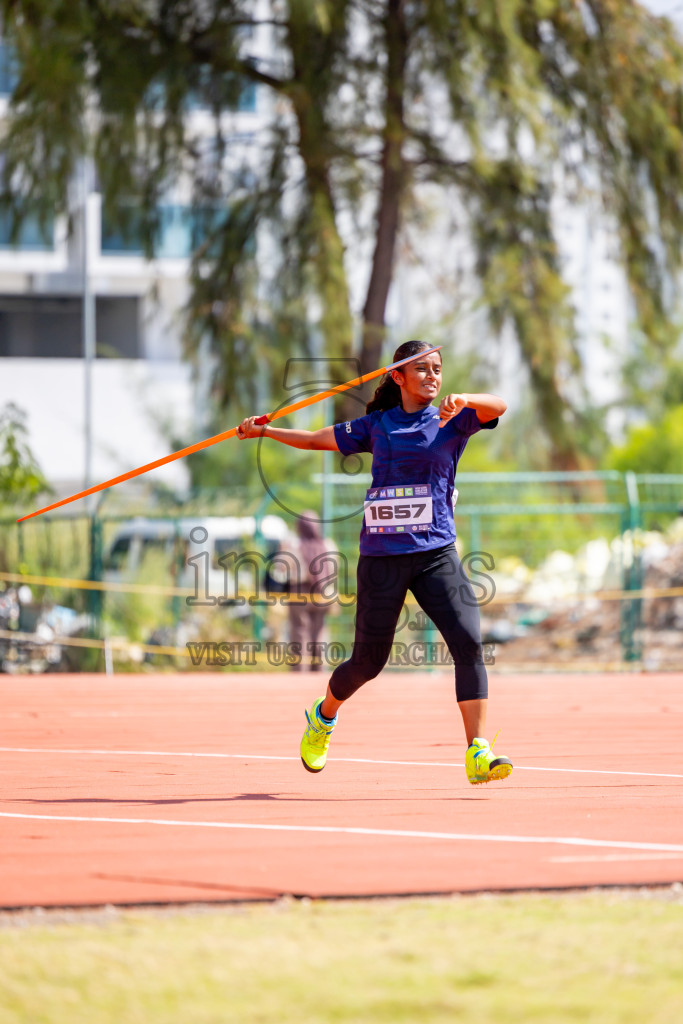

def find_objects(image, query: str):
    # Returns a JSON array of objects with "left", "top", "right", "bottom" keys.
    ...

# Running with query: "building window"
[
  {"left": 0, "top": 40, "right": 19, "bottom": 96},
  {"left": 101, "top": 206, "right": 193, "bottom": 258},
  {"left": 0, "top": 296, "right": 141, "bottom": 358},
  {"left": 186, "top": 68, "right": 257, "bottom": 112},
  {"left": 101, "top": 204, "right": 233, "bottom": 259},
  {"left": 0, "top": 210, "right": 54, "bottom": 251}
]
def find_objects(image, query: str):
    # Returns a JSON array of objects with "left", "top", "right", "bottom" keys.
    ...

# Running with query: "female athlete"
[{"left": 237, "top": 339, "right": 512, "bottom": 785}]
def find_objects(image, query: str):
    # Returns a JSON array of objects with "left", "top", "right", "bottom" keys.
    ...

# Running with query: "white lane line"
[
  {"left": 550, "top": 852, "right": 683, "bottom": 864},
  {"left": 1, "top": 747, "right": 682, "bottom": 779},
  {"left": 1, "top": 811, "right": 683, "bottom": 852}
]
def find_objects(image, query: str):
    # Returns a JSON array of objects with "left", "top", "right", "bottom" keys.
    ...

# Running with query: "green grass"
[{"left": 1, "top": 890, "right": 682, "bottom": 1023}]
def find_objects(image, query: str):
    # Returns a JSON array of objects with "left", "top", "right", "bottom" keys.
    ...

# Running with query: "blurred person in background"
[{"left": 287, "top": 511, "right": 337, "bottom": 671}]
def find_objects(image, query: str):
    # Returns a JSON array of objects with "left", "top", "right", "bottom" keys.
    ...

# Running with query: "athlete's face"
[{"left": 392, "top": 352, "right": 443, "bottom": 410}]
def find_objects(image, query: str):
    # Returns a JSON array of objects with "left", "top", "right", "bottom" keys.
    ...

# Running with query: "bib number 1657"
[
  {"left": 367, "top": 502, "right": 426, "bottom": 521},
  {"left": 363, "top": 487, "right": 433, "bottom": 531}
]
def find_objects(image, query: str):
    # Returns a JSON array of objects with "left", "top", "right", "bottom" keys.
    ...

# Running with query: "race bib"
[{"left": 364, "top": 484, "right": 433, "bottom": 534}]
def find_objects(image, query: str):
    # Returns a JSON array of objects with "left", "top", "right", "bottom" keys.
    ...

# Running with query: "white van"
[{"left": 103, "top": 515, "right": 291, "bottom": 608}]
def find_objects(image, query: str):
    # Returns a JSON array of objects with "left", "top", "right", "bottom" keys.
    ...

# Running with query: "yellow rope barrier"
[
  {"left": 0, "top": 628, "right": 291, "bottom": 665},
  {"left": 0, "top": 571, "right": 193, "bottom": 597},
  {"left": 0, "top": 630, "right": 669, "bottom": 675},
  {"left": 0, "top": 627, "right": 187, "bottom": 658},
  {"left": 2, "top": 570, "right": 682, "bottom": 603}
]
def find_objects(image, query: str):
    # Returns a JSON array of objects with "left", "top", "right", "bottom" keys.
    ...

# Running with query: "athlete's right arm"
[{"left": 236, "top": 417, "right": 339, "bottom": 451}]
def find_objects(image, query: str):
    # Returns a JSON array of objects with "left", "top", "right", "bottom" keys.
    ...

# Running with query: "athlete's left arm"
[{"left": 438, "top": 393, "right": 507, "bottom": 427}]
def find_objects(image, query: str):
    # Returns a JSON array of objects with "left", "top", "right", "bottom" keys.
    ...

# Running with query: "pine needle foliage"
[{"left": 2, "top": 1, "right": 683, "bottom": 465}]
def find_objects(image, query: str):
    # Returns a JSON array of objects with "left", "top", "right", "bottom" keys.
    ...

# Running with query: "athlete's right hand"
[{"left": 236, "top": 416, "right": 265, "bottom": 439}]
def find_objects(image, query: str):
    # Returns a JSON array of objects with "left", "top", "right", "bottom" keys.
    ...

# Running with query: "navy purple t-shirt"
[{"left": 333, "top": 404, "right": 497, "bottom": 556}]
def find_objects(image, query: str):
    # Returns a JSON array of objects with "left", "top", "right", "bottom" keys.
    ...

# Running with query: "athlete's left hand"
[{"left": 438, "top": 393, "right": 468, "bottom": 427}]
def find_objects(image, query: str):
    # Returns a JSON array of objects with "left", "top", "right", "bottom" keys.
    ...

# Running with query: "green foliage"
[
  {"left": 0, "top": 514, "right": 89, "bottom": 594},
  {"left": 0, "top": 403, "right": 51, "bottom": 506},
  {"left": 662, "top": 359, "right": 683, "bottom": 408},
  {"left": 102, "top": 549, "right": 175, "bottom": 644},
  {"left": 485, "top": 398, "right": 611, "bottom": 472},
  {"left": 608, "top": 405, "right": 683, "bottom": 475},
  {"left": 621, "top": 348, "right": 683, "bottom": 423},
  {"left": 3, "top": 891, "right": 682, "bottom": 1023},
  {"left": 177, "top": 408, "right": 329, "bottom": 515},
  {"left": 3, "top": 2, "right": 683, "bottom": 465}
]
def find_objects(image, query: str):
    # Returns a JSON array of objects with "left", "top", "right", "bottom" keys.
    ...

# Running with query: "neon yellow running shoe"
[
  {"left": 300, "top": 697, "right": 337, "bottom": 773},
  {"left": 466, "top": 733, "right": 513, "bottom": 785}
]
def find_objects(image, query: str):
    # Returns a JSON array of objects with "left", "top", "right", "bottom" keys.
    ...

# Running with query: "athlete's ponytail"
[{"left": 365, "top": 339, "right": 434, "bottom": 414}]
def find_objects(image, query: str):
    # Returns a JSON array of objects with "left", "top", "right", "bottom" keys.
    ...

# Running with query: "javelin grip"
[{"left": 254, "top": 415, "right": 270, "bottom": 425}]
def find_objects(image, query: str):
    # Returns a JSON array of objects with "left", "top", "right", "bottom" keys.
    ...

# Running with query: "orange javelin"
[{"left": 18, "top": 345, "right": 442, "bottom": 522}]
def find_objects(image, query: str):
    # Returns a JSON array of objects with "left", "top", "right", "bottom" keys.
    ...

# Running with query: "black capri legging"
[{"left": 329, "top": 543, "right": 488, "bottom": 703}]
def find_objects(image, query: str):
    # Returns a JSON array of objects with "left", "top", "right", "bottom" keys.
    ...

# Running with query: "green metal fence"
[
  {"left": 321, "top": 466, "right": 683, "bottom": 560},
  {"left": 320, "top": 467, "right": 683, "bottom": 665},
  {"left": 2, "top": 471, "right": 682, "bottom": 670}
]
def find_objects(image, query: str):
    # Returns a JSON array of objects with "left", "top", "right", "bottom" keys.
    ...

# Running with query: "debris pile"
[{"left": 483, "top": 523, "right": 683, "bottom": 670}]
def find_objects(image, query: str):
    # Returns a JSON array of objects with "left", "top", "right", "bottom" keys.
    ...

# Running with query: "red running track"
[{"left": 1, "top": 672, "right": 682, "bottom": 907}]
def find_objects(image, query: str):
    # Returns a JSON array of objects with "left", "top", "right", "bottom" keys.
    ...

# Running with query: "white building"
[{"left": 0, "top": 28, "right": 273, "bottom": 496}]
